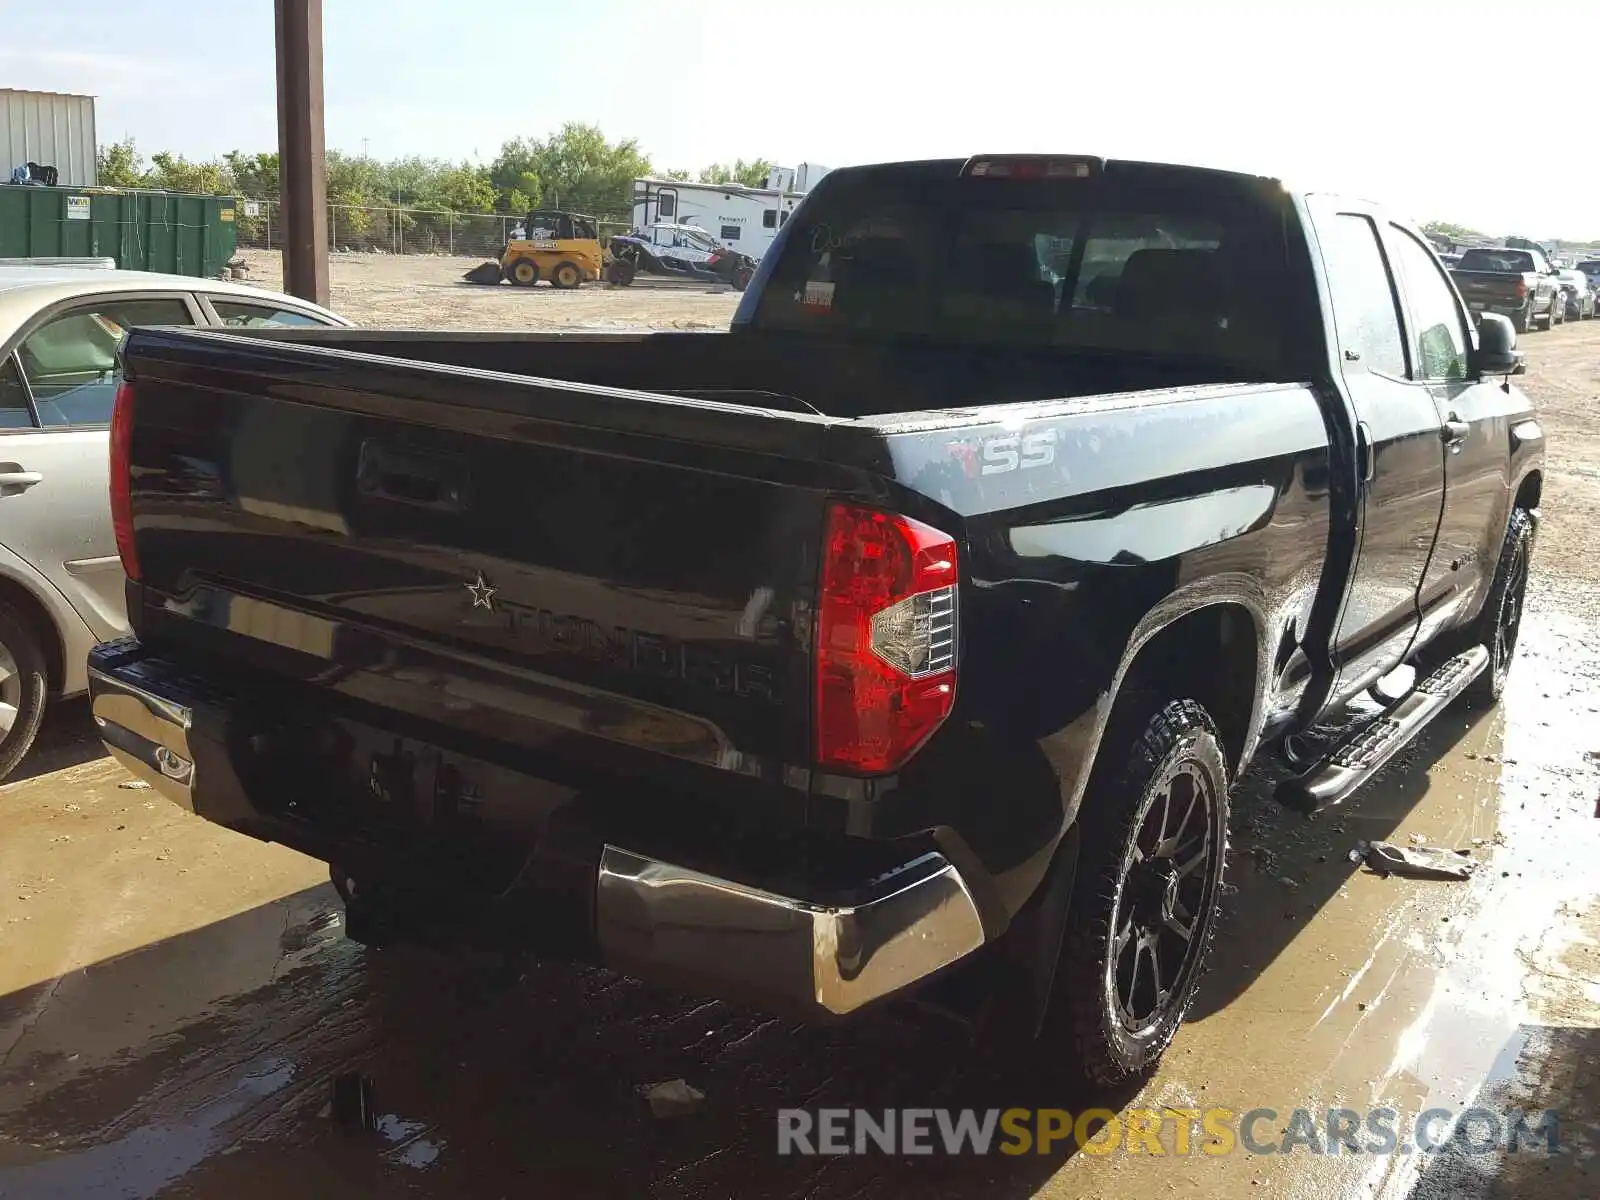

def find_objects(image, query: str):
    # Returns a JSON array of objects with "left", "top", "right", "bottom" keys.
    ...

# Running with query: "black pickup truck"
[
  {"left": 89, "top": 155, "right": 1543, "bottom": 1085},
  {"left": 1451, "top": 246, "right": 1564, "bottom": 332}
]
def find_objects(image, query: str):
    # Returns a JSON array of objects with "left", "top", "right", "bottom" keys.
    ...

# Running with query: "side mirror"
[{"left": 1473, "top": 312, "right": 1525, "bottom": 377}]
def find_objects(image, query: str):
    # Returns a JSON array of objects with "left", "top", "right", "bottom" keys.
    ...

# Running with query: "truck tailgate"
[
  {"left": 1451, "top": 270, "right": 1525, "bottom": 305},
  {"left": 120, "top": 328, "right": 846, "bottom": 785}
]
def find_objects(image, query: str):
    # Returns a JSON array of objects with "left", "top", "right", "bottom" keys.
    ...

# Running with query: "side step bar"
[{"left": 1277, "top": 645, "right": 1490, "bottom": 814}]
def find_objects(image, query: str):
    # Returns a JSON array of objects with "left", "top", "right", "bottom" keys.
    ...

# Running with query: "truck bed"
[{"left": 204, "top": 325, "right": 1282, "bottom": 417}]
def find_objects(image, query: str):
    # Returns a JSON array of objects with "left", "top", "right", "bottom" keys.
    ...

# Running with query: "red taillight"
[
  {"left": 815, "top": 503, "right": 958, "bottom": 774},
  {"left": 1515, "top": 279, "right": 1528, "bottom": 298},
  {"left": 109, "top": 379, "right": 140, "bottom": 581}
]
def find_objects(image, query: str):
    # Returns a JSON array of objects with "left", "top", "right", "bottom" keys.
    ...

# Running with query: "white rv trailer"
[{"left": 630, "top": 164, "right": 830, "bottom": 261}]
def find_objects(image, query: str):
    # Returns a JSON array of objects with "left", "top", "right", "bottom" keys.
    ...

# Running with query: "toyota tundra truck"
[
  {"left": 1451, "top": 245, "right": 1564, "bottom": 332},
  {"left": 88, "top": 155, "right": 1543, "bottom": 1085}
]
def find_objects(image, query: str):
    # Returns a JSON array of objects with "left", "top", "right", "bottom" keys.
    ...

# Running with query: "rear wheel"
[
  {"left": 606, "top": 259, "right": 636, "bottom": 287},
  {"left": 506, "top": 258, "right": 539, "bottom": 287},
  {"left": 0, "top": 603, "right": 49, "bottom": 783},
  {"left": 550, "top": 260, "right": 582, "bottom": 290},
  {"left": 1511, "top": 301, "right": 1531, "bottom": 334},
  {"left": 1044, "top": 699, "right": 1229, "bottom": 1085}
]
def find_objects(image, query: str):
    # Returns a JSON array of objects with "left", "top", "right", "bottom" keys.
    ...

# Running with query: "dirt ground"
[
  {"left": 237, "top": 247, "right": 744, "bottom": 332},
  {"left": 1, "top": 279, "right": 1598, "bottom": 1199}
]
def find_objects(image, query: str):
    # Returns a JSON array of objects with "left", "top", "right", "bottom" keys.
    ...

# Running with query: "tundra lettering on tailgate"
[{"left": 465, "top": 589, "right": 777, "bottom": 702}]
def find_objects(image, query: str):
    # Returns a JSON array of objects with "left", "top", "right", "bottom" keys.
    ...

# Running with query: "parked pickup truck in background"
[
  {"left": 89, "top": 154, "right": 1543, "bottom": 1086},
  {"left": 1451, "top": 246, "right": 1563, "bottom": 332}
]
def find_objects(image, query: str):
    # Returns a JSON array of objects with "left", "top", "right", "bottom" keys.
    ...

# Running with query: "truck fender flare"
[
  {"left": 1065, "top": 587, "right": 1271, "bottom": 830},
  {"left": 995, "top": 591, "right": 1268, "bottom": 1039}
]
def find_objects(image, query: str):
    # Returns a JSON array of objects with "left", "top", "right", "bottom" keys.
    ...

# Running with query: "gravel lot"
[{"left": 238, "top": 248, "right": 743, "bottom": 332}]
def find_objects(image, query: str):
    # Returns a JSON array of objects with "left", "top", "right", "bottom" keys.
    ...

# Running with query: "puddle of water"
[
  {"left": 0, "top": 1062, "right": 294, "bottom": 1200},
  {"left": 376, "top": 1112, "right": 445, "bottom": 1171},
  {"left": 1359, "top": 600, "right": 1600, "bottom": 1200}
]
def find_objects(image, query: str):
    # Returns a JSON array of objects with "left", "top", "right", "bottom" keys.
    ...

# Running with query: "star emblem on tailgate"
[{"left": 465, "top": 570, "right": 497, "bottom": 611}]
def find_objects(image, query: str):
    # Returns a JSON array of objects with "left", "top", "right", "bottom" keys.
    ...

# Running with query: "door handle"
[
  {"left": 1441, "top": 417, "right": 1471, "bottom": 447},
  {"left": 0, "top": 470, "right": 43, "bottom": 489}
]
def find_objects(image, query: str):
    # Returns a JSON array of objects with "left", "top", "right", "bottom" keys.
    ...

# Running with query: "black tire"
[
  {"left": 0, "top": 603, "right": 49, "bottom": 782},
  {"left": 1536, "top": 300, "right": 1553, "bottom": 330},
  {"left": 733, "top": 264, "right": 754, "bottom": 292},
  {"left": 1460, "top": 509, "right": 1534, "bottom": 709},
  {"left": 506, "top": 258, "right": 539, "bottom": 287},
  {"left": 1553, "top": 297, "right": 1566, "bottom": 325},
  {"left": 1046, "top": 698, "right": 1230, "bottom": 1086},
  {"left": 606, "top": 259, "right": 636, "bottom": 287},
  {"left": 550, "top": 260, "right": 582, "bottom": 290},
  {"left": 1511, "top": 302, "right": 1531, "bottom": 334}
]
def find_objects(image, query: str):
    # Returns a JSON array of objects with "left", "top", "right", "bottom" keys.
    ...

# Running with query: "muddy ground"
[{"left": 1, "top": 264, "right": 1598, "bottom": 1198}]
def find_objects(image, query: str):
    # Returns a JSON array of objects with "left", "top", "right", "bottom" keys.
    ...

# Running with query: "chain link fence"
[{"left": 233, "top": 199, "right": 633, "bottom": 258}]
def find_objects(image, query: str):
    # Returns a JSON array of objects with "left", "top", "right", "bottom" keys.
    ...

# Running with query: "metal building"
[{"left": 1, "top": 89, "right": 98, "bottom": 188}]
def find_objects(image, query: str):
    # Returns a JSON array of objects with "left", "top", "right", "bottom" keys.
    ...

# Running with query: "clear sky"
[{"left": 4, "top": 0, "right": 1597, "bottom": 238}]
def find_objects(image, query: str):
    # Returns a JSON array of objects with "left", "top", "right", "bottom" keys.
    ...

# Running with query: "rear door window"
[
  {"left": 209, "top": 300, "right": 332, "bottom": 328},
  {"left": 18, "top": 297, "right": 195, "bottom": 427}
]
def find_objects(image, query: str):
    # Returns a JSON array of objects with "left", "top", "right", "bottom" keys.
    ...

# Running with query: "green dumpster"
[{"left": 0, "top": 185, "right": 237, "bottom": 277}]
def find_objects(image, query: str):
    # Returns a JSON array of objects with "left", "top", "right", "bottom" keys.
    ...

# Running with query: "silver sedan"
[{"left": 0, "top": 265, "right": 349, "bottom": 779}]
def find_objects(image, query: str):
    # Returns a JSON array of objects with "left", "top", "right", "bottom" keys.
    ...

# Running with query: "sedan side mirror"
[{"left": 1473, "top": 312, "right": 1526, "bottom": 377}]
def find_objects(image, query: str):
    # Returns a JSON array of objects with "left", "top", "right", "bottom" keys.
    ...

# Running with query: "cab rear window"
[{"left": 749, "top": 167, "right": 1294, "bottom": 367}]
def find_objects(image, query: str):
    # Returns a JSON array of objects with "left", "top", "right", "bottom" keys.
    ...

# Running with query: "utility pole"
[{"left": 275, "top": 0, "right": 329, "bottom": 306}]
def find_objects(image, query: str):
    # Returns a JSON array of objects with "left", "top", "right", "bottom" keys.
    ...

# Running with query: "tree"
[
  {"left": 698, "top": 158, "right": 776, "bottom": 187},
  {"left": 487, "top": 138, "right": 542, "bottom": 210},
  {"left": 324, "top": 150, "right": 387, "bottom": 207},
  {"left": 97, "top": 138, "right": 148, "bottom": 187},
  {"left": 1422, "top": 220, "right": 1486, "bottom": 243},
  {"left": 663, "top": 168, "right": 692, "bottom": 182},
  {"left": 145, "top": 151, "right": 230, "bottom": 195},
  {"left": 421, "top": 163, "right": 498, "bottom": 214},
  {"left": 224, "top": 151, "right": 280, "bottom": 202},
  {"left": 519, "top": 122, "right": 651, "bottom": 215}
]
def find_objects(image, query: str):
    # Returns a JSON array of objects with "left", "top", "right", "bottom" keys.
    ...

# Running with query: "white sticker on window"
[{"left": 801, "top": 281, "right": 835, "bottom": 312}]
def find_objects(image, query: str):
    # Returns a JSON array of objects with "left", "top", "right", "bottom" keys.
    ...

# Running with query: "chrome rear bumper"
[
  {"left": 89, "top": 656, "right": 197, "bottom": 810},
  {"left": 88, "top": 642, "right": 989, "bottom": 1018},
  {"left": 597, "top": 846, "right": 986, "bottom": 1016}
]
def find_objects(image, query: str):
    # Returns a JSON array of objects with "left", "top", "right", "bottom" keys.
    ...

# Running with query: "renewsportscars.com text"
[{"left": 776, "top": 1106, "right": 1561, "bottom": 1157}]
